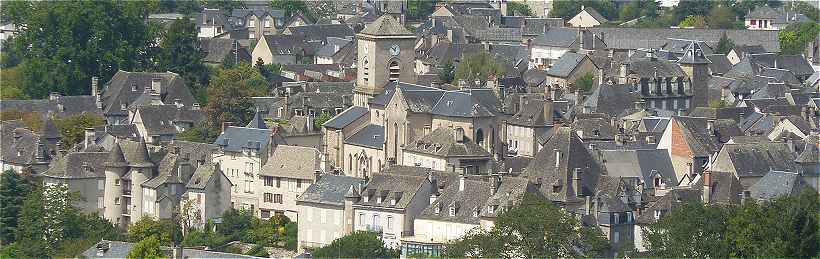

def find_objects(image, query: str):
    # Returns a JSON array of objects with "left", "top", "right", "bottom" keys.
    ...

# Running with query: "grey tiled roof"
[
  {"left": 677, "top": 41, "right": 711, "bottom": 64},
  {"left": 601, "top": 149, "right": 677, "bottom": 186},
  {"left": 694, "top": 171, "right": 744, "bottom": 205},
  {"left": 246, "top": 110, "right": 268, "bottom": 129},
  {"left": 285, "top": 24, "right": 354, "bottom": 42},
  {"left": 707, "top": 54, "right": 732, "bottom": 75},
  {"left": 356, "top": 171, "right": 431, "bottom": 209},
  {"left": 169, "top": 140, "right": 218, "bottom": 166},
  {"left": 0, "top": 95, "right": 102, "bottom": 118},
  {"left": 213, "top": 126, "right": 272, "bottom": 153},
  {"left": 796, "top": 133, "right": 819, "bottom": 165},
  {"left": 580, "top": 7, "right": 608, "bottom": 23},
  {"left": 524, "top": 127, "right": 603, "bottom": 202},
  {"left": 547, "top": 52, "right": 589, "bottom": 78},
  {"left": 748, "top": 170, "right": 810, "bottom": 201},
  {"left": 81, "top": 240, "right": 262, "bottom": 258},
  {"left": 508, "top": 98, "right": 554, "bottom": 127},
  {"left": 323, "top": 106, "right": 368, "bottom": 129},
  {"left": 582, "top": 83, "right": 641, "bottom": 118},
  {"left": 636, "top": 188, "right": 701, "bottom": 225},
  {"left": 419, "top": 177, "right": 490, "bottom": 224},
  {"left": 187, "top": 163, "right": 225, "bottom": 190},
  {"left": 42, "top": 151, "right": 107, "bottom": 179},
  {"left": 136, "top": 105, "right": 204, "bottom": 136},
  {"left": 472, "top": 28, "right": 522, "bottom": 42},
  {"left": 586, "top": 28, "right": 780, "bottom": 52},
  {"left": 627, "top": 58, "right": 687, "bottom": 78},
  {"left": 430, "top": 89, "right": 499, "bottom": 118},
  {"left": 359, "top": 15, "right": 412, "bottom": 36},
  {"left": 345, "top": 124, "right": 384, "bottom": 149},
  {"left": 297, "top": 174, "right": 366, "bottom": 206},
  {"left": 369, "top": 82, "right": 439, "bottom": 107},
  {"left": 532, "top": 27, "right": 577, "bottom": 48},
  {"left": 259, "top": 145, "right": 320, "bottom": 179},
  {"left": 200, "top": 38, "right": 250, "bottom": 64},
  {"left": 673, "top": 116, "right": 742, "bottom": 156},
  {"left": 404, "top": 128, "right": 491, "bottom": 158},
  {"left": 100, "top": 71, "right": 194, "bottom": 117},
  {"left": 0, "top": 121, "right": 50, "bottom": 166},
  {"left": 714, "top": 142, "right": 797, "bottom": 178}
]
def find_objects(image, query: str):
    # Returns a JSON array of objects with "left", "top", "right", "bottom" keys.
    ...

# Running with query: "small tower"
[
  {"left": 354, "top": 15, "right": 417, "bottom": 107},
  {"left": 343, "top": 184, "right": 360, "bottom": 234},
  {"left": 678, "top": 41, "right": 711, "bottom": 109},
  {"left": 127, "top": 138, "right": 155, "bottom": 224},
  {"left": 103, "top": 140, "right": 129, "bottom": 226}
]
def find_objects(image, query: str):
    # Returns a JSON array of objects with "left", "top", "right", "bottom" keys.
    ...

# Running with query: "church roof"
[{"left": 359, "top": 15, "right": 413, "bottom": 36}]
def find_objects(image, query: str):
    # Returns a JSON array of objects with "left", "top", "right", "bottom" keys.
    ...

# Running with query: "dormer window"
[
  {"left": 487, "top": 205, "right": 494, "bottom": 214},
  {"left": 121, "top": 104, "right": 127, "bottom": 111},
  {"left": 376, "top": 196, "right": 382, "bottom": 203},
  {"left": 434, "top": 204, "right": 441, "bottom": 214},
  {"left": 449, "top": 206, "right": 456, "bottom": 216}
]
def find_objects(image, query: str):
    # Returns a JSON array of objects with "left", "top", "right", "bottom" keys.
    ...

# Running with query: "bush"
[{"left": 245, "top": 245, "right": 269, "bottom": 257}]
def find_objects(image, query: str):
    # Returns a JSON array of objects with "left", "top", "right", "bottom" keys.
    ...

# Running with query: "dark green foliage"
[
  {"left": 437, "top": 62, "right": 455, "bottom": 84},
  {"left": 204, "top": 63, "right": 268, "bottom": 133},
  {"left": 575, "top": 73, "right": 596, "bottom": 93},
  {"left": 673, "top": 0, "right": 714, "bottom": 22},
  {"left": 619, "top": 0, "right": 658, "bottom": 21},
  {"left": 788, "top": 1, "right": 818, "bottom": 21},
  {"left": 176, "top": 122, "right": 220, "bottom": 143},
  {"left": 313, "top": 112, "right": 333, "bottom": 130},
  {"left": 779, "top": 22, "right": 820, "bottom": 55},
  {"left": 128, "top": 217, "right": 176, "bottom": 245},
  {"left": 408, "top": 0, "right": 437, "bottom": 20},
  {"left": 245, "top": 245, "right": 270, "bottom": 257},
  {"left": 549, "top": 0, "right": 617, "bottom": 20},
  {"left": 182, "top": 229, "right": 230, "bottom": 248},
  {"left": 312, "top": 231, "right": 400, "bottom": 258},
  {"left": 4, "top": 1, "right": 156, "bottom": 98},
  {"left": 707, "top": 5, "right": 738, "bottom": 29},
  {"left": 127, "top": 235, "right": 163, "bottom": 259},
  {"left": 0, "top": 170, "right": 31, "bottom": 245},
  {"left": 217, "top": 209, "right": 255, "bottom": 240},
  {"left": 271, "top": 0, "right": 313, "bottom": 21},
  {"left": 54, "top": 113, "right": 106, "bottom": 149},
  {"left": 454, "top": 51, "right": 505, "bottom": 85},
  {"left": 715, "top": 32, "right": 735, "bottom": 54},
  {"left": 643, "top": 202, "right": 732, "bottom": 257},
  {"left": 158, "top": 17, "right": 209, "bottom": 96},
  {"left": 507, "top": 2, "right": 533, "bottom": 16},
  {"left": 14, "top": 187, "right": 49, "bottom": 258},
  {"left": 443, "top": 193, "right": 609, "bottom": 257}
]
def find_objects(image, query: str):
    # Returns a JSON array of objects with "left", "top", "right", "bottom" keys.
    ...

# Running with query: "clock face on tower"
[{"left": 389, "top": 44, "right": 400, "bottom": 56}]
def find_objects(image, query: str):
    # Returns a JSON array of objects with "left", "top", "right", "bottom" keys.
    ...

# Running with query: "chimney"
[
  {"left": 572, "top": 168, "right": 583, "bottom": 197},
  {"left": 544, "top": 97, "right": 553, "bottom": 126},
  {"left": 598, "top": 68, "right": 604, "bottom": 85},
  {"left": 91, "top": 76, "right": 101, "bottom": 107},
  {"left": 584, "top": 196, "right": 591, "bottom": 215},
  {"left": 84, "top": 128, "right": 95, "bottom": 150},
  {"left": 702, "top": 170, "right": 712, "bottom": 203},
  {"left": 151, "top": 77, "right": 162, "bottom": 93},
  {"left": 738, "top": 112, "right": 745, "bottom": 123},
  {"left": 314, "top": 170, "right": 322, "bottom": 183},
  {"left": 554, "top": 149, "right": 561, "bottom": 168},
  {"left": 578, "top": 29, "right": 584, "bottom": 49}
]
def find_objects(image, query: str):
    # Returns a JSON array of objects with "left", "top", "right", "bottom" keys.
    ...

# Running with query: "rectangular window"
[
  {"left": 98, "top": 179, "right": 104, "bottom": 191},
  {"left": 296, "top": 179, "right": 302, "bottom": 189},
  {"left": 751, "top": 20, "right": 756, "bottom": 26},
  {"left": 264, "top": 19, "right": 271, "bottom": 28},
  {"left": 115, "top": 179, "right": 120, "bottom": 186},
  {"left": 115, "top": 197, "right": 120, "bottom": 205},
  {"left": 264, "top": 193, "right": 273, "bottom": 203},
  {"left": 264, "top": 176, "right": 274, "bottom": 186},
  {"left": 98, "top": 196, "right": 103, "bottom": 209},
  {"left": 274, "top": 194, "right": 283, "bottom": 204},
  {"left": 261, "top": 210, "right": 271, "bottom": 218},
  {"left": 359, "top": 212, "right": 365, "bottom": 226},
  {"left": 373, "top": 214, "right": 380, "bottom": 229},
  {"left": 245, "top": 180, "right": 252, "bottom": 193},
  {"left": 386, "top": 216, "right": 393, "bottom": 231},
  {"left": 249, "top": 19, "right": 255, "bottom": 27}
]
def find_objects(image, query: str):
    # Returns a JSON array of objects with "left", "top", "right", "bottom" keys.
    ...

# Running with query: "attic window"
[
  {"left": 121, "top": 104, "right": 127, "bottom": 111},
  {"left": 449, "top": 206, "right": 456, "bottom": 216},
  {"left": 434, "top": 203, "right": 441, "bottom": 214}
]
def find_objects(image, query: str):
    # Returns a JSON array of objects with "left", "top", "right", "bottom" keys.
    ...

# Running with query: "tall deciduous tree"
[
  {"left": 707, "top": 5, "right": 738, "bottom": 29},
  {"left": 271, "top": 0, "right": 312, "bottom": 20},
  {"left": 0, "top": 170, "right": 31, "bottom": 244},
  {"left": 204, "top": 63, "right": 268, "bottom": 132},
  {"left": 642, "top": 202, "right": 732, "bottom": 257},
  {"left": 128, "top": 218, "right": 175, "bottom": 245},
  {"left": 4, "top": 1, "right": 157, "bottom": 98},
  {"left": 55, "top": 113, "right": 106, "bottom": 149},
  {"left": 678, "top": 15, "right": 708, "bottom": 28},
  {"left": 158, "top": 17, "right": 209, "bottom": 97},
  {"left": 507, "top": 2, "right": 533, "bottom": 16},
  {"left": 127, "top": 235, "right": 163, "bottom": 259},
  {"left": 443, "top": 194, "right": 609, "bottom": 258},
  {"left": 778, "top": 22, "right": 820, "bottom": 55},
  {"left": 673, "top": 0, "right": 713, "bottom": 23},
  {"left": 454, "top": 51, "right": 505, "bottom": 85}
]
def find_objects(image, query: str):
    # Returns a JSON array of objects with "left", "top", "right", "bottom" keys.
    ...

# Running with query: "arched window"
[
  {"left": 363, "top": 58, "right": 370, "bottom": 83},
  {"left": 388, "top": 60, "right": 400, "bottom": 82},
  {"left": 476, "top": 129, "right": 484, "bottom": 147},
  {"left": 348, "top": 154, "right": 353, "bottom": 172}
]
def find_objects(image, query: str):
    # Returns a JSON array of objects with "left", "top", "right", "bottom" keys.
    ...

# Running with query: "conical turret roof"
[
  {"left": 105, "top": 141, "right": 128, "bottom": 168},
  {"left": 129, "top": 138, "right": 154, "bottom": 168},
  {"left": 246, "top": 110, "right": 268, "bottom": 129}
]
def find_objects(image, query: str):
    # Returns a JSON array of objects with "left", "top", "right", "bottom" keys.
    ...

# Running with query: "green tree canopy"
[
  {"left": 127, "top": 235, "right": 163, "bottom": 259},
  {"left": 678, "top": 15, "right": 708, "bottom": 28},
  {"left": 55, "top": 113, "right": 106, "bottom": 149},
  {"left": 3, "top": 1, "right": 157, "bottom": 98},
  {"left": 204, "top": 63, "right": 268, "bottom": 132},
  {"left": 312, "top": 231, "right": 400, "bottom": 258},
  {"left": 726, "top": 190, "right": 818, "bottom": 257},
  {"left": 549, "top": 0, "right": 617, "bottom": 20},
  {"left": 779, "top": 22, "right": 820, "bottom": 55},
  {"left": 715, "top": 32, "right": 735, "bottom": 54},
  {"left": 0, "top": 170, "right": 32, "bottom": 245},
  {"left": 408, "top": 0, "right": 437, "bottom": 20},
  {"left": 673, "top": 0, "right": 713, "bottom": 23},
  {"left": 437, "top": 62, "right": 455, "bottom": 84},
  {"left": 443, "top": 193, "right": 609, "bottom": 257},
  {"left": 642, "top": 202, "right": 732, "bottom": 257},
  {"left": 454, "top": 51, "right": 505, "bottom": 85},
  {"left": 128, "top": 217, "right": 175, "bottom": 245},
  {"left": 575, "top": 73, "right": 596, "bottom": 93},
  {"left": 707, "top": 5, "right": 738, "bottom": 29},
  {"left": 158, "top": 17, "right": 209, "bottom": 99},
  {"left": 507, "top": 2, "right": 533, "bottom": 16},
  {"left": 271, "top": 0, "right": 313, "bottom": 21}
]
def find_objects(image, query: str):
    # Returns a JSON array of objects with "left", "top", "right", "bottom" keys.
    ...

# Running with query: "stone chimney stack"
[{"left": 702, "top": 171, "right": 712, "bottom": 203}]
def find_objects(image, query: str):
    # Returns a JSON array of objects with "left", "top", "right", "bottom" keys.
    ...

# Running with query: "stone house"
[
  {"left": 546, "top": 52, "right": 599, "bottom": 89},
  {"left": 296, "top": 174, "right": 365, "bottom": 251},
  {"left": 258, "top": 145, "right": 320, "bottom": 221}
]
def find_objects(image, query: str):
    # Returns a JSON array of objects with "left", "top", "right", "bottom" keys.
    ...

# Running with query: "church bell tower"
[{"left": 354, "top": 15, "right": 417, "bottom": 107}]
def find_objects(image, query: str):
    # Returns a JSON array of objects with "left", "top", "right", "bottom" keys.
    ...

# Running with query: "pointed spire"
[
  {"left": 246, "top": 109, "right": 268, "bottom": 129},
  {"left": 105, "top": 140, "right": 128, "bottom": 168},
  {"left": 130, "top": 138, "right": 154, "bottom": 168},
  {"left": 678, "top": 41, "right": 711, "bottom": 65}
]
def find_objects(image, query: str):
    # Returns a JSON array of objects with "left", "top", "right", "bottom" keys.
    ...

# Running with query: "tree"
[
  {"left": 15, "top": 184, "right": 78, "bottom": 257},
  {"left": 15, "top": 187, "right": 50, "bottom": 258},
  {"left": 0, "top": 65, "right": 26, "bottom": 99},
  {"left": 204, "top": 63, "right": 268, "bottom": 132},
  {"left": 507, "top": 2, "right": 533, "bottom": 16},
  {"left": 438, "top": 62, "right": 455, "bottom": 84},
  {"left": 575, "top": 73, "right": 596, "bottom": 93},
  {"left": 673, "top": 0, "right": 713, "bottom": 23},
  {"left": 55, "top": 113, "right": 106, "bottom": 149},
  {"left": 715, "top": 32, "right": 735, "bottom": 54},
  {"left": 707, "top": 5, "right": 737, "bottom": 29},
  {"left": 127, "top": 235, "right": 163, "bottom": 259},
  {"left": 312, "top": 231, "right": 400, "bottom": 258},
  {"left": 443, "top": 193, "right": 609, "bottom": 257},
  {"left": 642, "top": 202, "right": 731, "bottom": 258},
  {"left": 454, "top": 51, "right": 505, "bottom": 85},
  {"left": 408, "top": 0, "right": 436, "bottom": 20},
  {"left": 4, "top": 1, "right": 157, "bottom": 98},
  {"left": 271, "top": 0, "right": 312, "bottom": 20},
  {"left": 128, "top": 217, "right": 175, "bottom": 245},
  {"left": 313, "top": 112, "right": 332, "bottom": 129},
  {"left": 678, "top": 15, "right": 708, "bottom": 28},
  {"left": 217, "top": 209, "right": 255, "bottom": 240},
  {"left": 158, "top": 17, "right": 208, "bottom": 98},
  {"left": 550, "top": 0, "right": 616, "bottom": 20},
  {"left": 778, "top": 22, "right": 820, "bottom": 55},
  {"left": 0, "top": 170, "right": 32, "bottom": 244},
  {"left": 788, "top": 1, "right": 818, "bottom": 21},
  {"left": 726, "top": 190, "right": 818, "bottom": 258}
]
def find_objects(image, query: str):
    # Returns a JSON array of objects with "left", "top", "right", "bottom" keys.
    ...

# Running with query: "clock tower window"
[{"left": 388, "top": 60, "right": 400, "bottom": 82}]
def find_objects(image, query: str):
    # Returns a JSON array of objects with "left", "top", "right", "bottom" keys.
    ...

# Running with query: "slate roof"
[
  {"left": 296, "top": 174, "right": 366, "bottom": 206},
  {"left": 285, "top": 24, "right": 355, "bottom": 42},
  {"left": 694, "top": 171, "right": 744, "bottom": 205},
  {"left": 323, "top": 106, "right": 369, "bottom": 129},
  {"left": 627, "top": 58, "right": 687, "bottom": 78},
  {"left": 419, "top": 177, "right": 491, "bottom": 224},
  {"left": 636, "top": 188, "right": 701, "bottom": 225},
  {"left": 707, "top": 54, "right": 731, "bottom": 75},
  {"left": 42, "top": 151, "right": 107, "bottom": 179},
  {"left": 430, "top": 89, "right": 499, "bottom": 118},
  {"left": 580, "top": 7, "right": 608, "bottom": 22},
  {"left": 100, "top": 71, "right": 194, "bottom": 117},
  {"left": 796, "top": 133, "right": 819, "bottom": 165},
  {"left": 583, "top": 83, "right": 641, "bottom": 118},
  {"left": 673, "top": 116, "right": 742, "bottom": 156},
  {"left": 508, "top": 98, "right": 554, "bottom": 127},
  {"left": 135, "top": 105, "right": 204, "bottom": 136},
  {"left": 472, "top": 28, "right": 522, "bottom": 42},
  {"left": 287, "top": 91, "right": 352, "bottom": 109},
  {"left": 246, "top": 110, "right": 268, "bottom": 129},
  {"left": 713, "top": 142, "right": 797, "bottom": 178},
  {"left": 359, "top": 15, "right": 412, "bottom": 36},
  {"left": 731, "top": 45, "right": 767, "bottom": 57},
  {"left": 0, "top": 95, "right": 103, "bottom": 118},
  {"left": 356, "top": 172, "right": 431, "bottom": 209},
  {"left": 345, "top": 124, "right": 384, "bottom": 149},
  {"left": 677, "top": 41, "right": 712, "bottom": 64},
  {"left": 601, "top": 149, "right": 677, "bottom": 186},
  {"left": 0, "top": 121, "right": 49, "bottom": 166},
  {"left": 405, "top": 128, "right": 491, "bottom": 158},
  {"left": 370, "top": 82, "right": 440, "bottom": 107},
  {"left": 213, "top": 126, "right": 273, "bottom": 153},
  {"left": 121, "top": 139, "right": 156, "bottom": 168},
  {"left": 524, "top": 127, "right": 603, "bottom": 203},
  {"left": 259, "top": 34, "right": 308, "bottom": 55},
  {"left": 169, "top": 140, "right": 218, "bottom": 166},
  {"left": 315, "top": 37, "right": 353, "bottom": 57},
  {"left": 586, "top": 28, "right": 780, "bottom": 52},
  {"left": 572, "top": 117, "right": 616, "bottom": 140},
  {"left": 259, "top": 145, "right": 319, "bottom": 180},
  {"left": 748, "top": 171, "right": 810, "bottom": 201},
  {"left": 547, "top": 52, "right": 590, "bottom": 78},
  {"left": 200, "top": 38, "right": 250, "bottom": 64},
  {"left": 532, "top": 27, "right": 578, "bottom": 48},
  {"left": 142, "top": 152, "right": 184, "bottom": 188}
]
